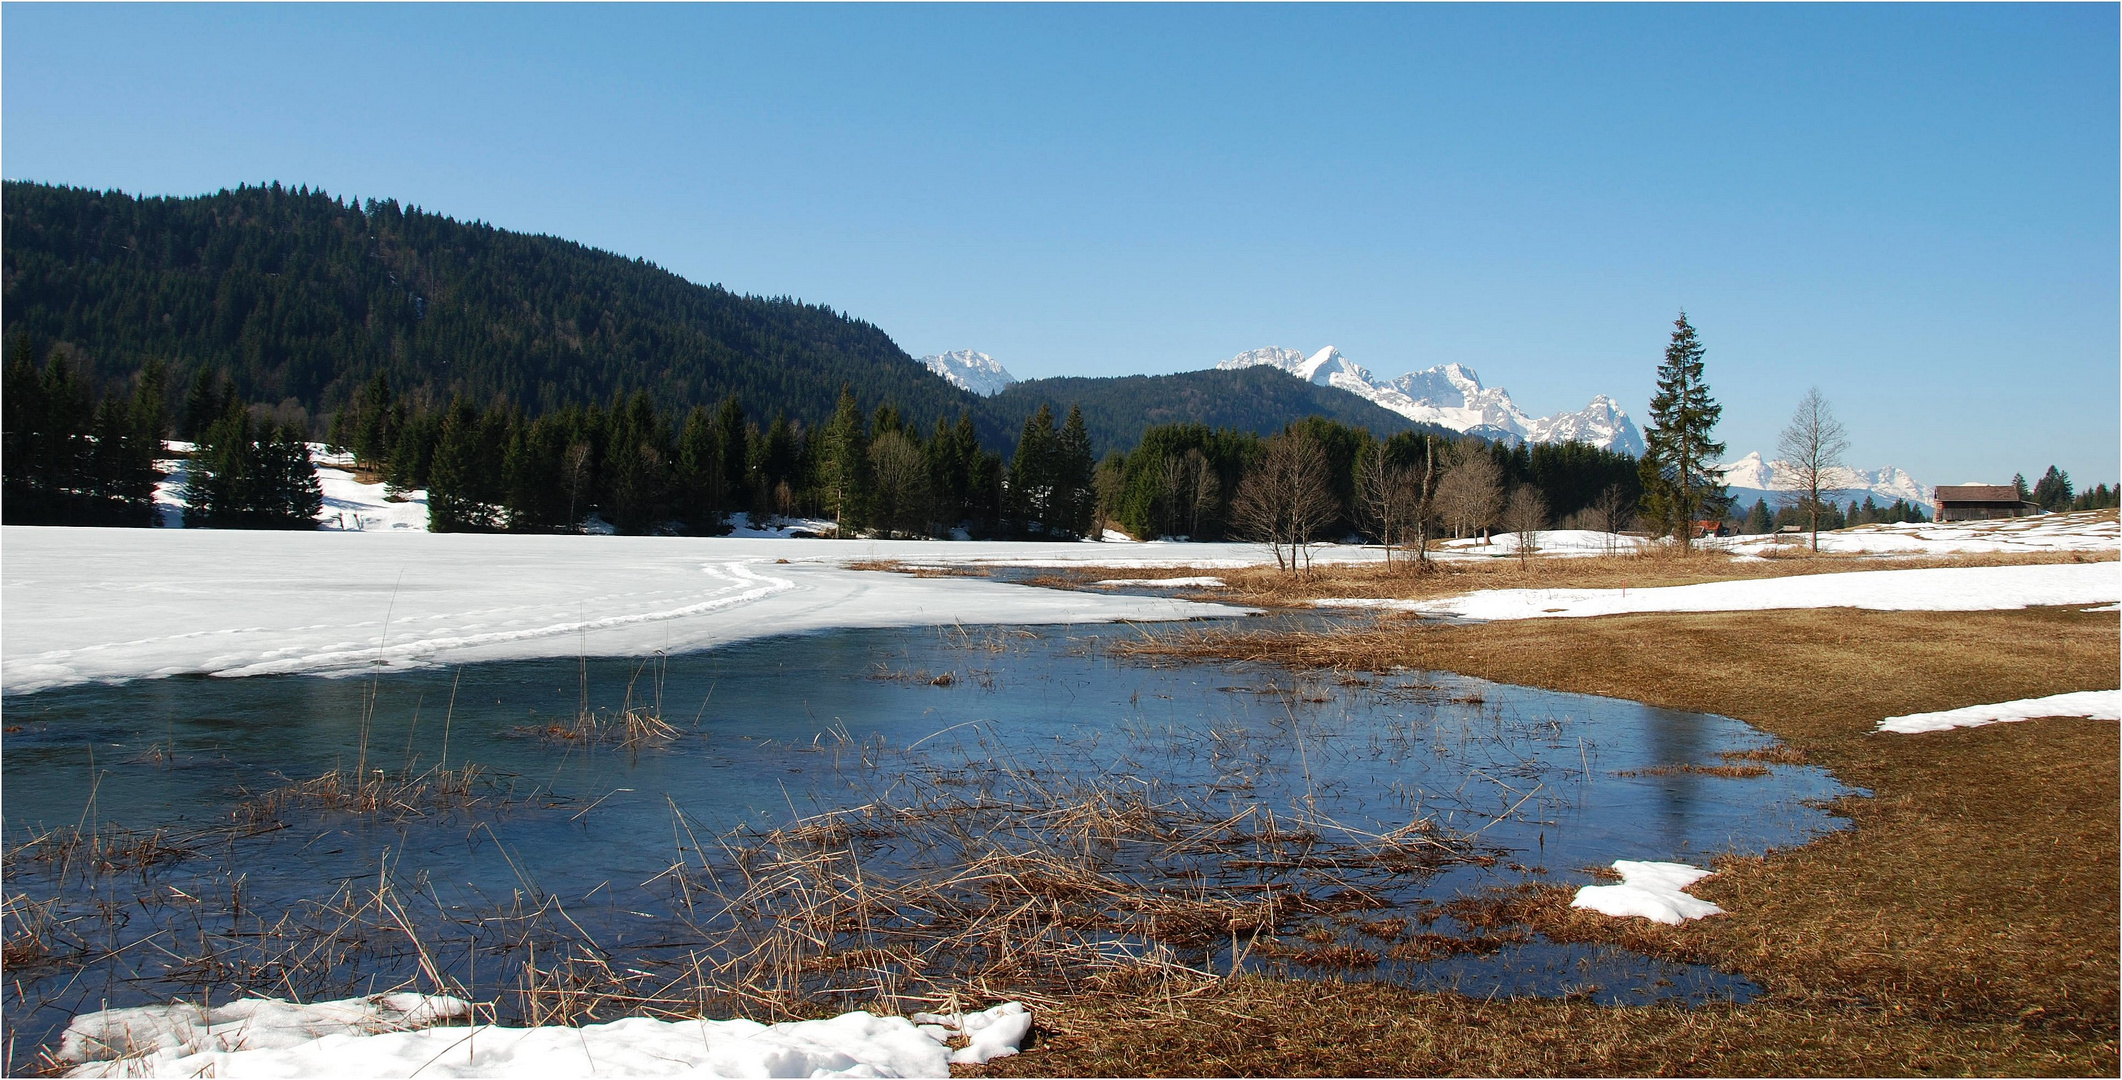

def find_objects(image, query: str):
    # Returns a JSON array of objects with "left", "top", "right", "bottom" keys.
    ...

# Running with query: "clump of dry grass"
[{"left": 629, "top": 771, "right": 1490, "bottom": 1021}]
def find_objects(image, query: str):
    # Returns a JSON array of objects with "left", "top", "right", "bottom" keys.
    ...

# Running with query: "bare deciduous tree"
[
  {"left": 1499, "top": 485, "right": 1549, "bottom": 568},
  {"left": 1776, "top": 386, "right": 1849, "bottom": 553},
  {"left": 1355, "top": 441, "right": 1421, "bottom": 570},
  {"left": 1582, "top": 483, "right": 1632, "bottom": 554},
  {"left": 868, "top": 430, "right": 930, "bottom": 538},
  {"left": 1184, "top": 449, "right": 1220, "bottom": 539},
  {"left": 1433, "top": 450, "right": 1503, "bottom": 542},
  {"left": 1231, "top": 429, "right": 1339, "bottom": 574}
]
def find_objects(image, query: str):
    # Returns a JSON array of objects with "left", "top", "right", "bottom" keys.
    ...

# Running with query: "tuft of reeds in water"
[{"left": 232, "top": 762, "right": 493, "bottom": 823}]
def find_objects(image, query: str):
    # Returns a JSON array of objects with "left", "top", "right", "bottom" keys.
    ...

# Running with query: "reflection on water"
[{"left": 1, "top": 617, "right": 1851, "bottom": 1065}]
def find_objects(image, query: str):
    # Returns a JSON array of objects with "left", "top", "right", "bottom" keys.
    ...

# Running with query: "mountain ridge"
[
  {"left": 1216, "top": 346, "right": 1645, "bottom": 455},
  {"left": 1716, "top": 451, "right": 1931, "bottom": 507}
]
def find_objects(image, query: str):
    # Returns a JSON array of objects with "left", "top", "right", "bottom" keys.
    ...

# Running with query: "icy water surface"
[{"left": 2, "top": 617, "right": 1851, "bottom": 1066}]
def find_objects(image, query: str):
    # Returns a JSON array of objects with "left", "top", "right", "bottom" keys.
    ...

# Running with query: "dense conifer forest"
[
  {"left": 1, "top": 180, "right": 978, "bottom": 432},
  {"left": 2, "top": 178, "right": 1657, "bottom": 542}
]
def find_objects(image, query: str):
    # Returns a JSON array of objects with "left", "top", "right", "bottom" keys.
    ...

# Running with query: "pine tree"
[
  {"left": 1636, "top": 312, "right": 1727, "bottom": 549},
  {"left": 1745, "top": 498, "right": 1771, "bottom": 534},
  {"left": 713, "top": 396, "right": 749, "bottom": 513},
  {"left": 819, "top": 388, "right": 870, "bottom": 536},
  {"left": 1055, "top": 405, "right": 1096, "bottom": 538},
  {"left": 2032, "top": 466, "right": 2073, "bottom": 512},
  {"left": 1009, "top": 404, "right": 1060, "bottom": 535}
]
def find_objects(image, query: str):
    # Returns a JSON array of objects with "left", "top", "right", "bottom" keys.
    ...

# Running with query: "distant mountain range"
[
  {"left": 1215, "top": 346, "right": 1646, "bottom": 455},
  {"left": 1715, "top": 451, "right": 1931, "bottom": 507}
]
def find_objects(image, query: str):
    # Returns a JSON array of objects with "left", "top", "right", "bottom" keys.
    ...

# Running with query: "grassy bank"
[{"left": 973, "top": 602, "right": 2119, "bottom": 1076}]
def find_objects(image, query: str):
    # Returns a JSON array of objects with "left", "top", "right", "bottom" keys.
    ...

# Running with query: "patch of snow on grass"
[
  {"left": 911, "top": 1002, "right": 1032, "bottom": 1065},
  {"left": 1570, "top": 861, "right": 1724, "bottom": 925},
  {"left": 58, "top": 994, "right": 1027, "bottom": 1078},
  {"left": 1380, "top": 562, "right": 2119, "bottom": 621},
  {"left": 1875, "top": 690, "right": 2121, "bottom": 734},
  {"left": 1441, "top": 529, "right": 1648, "bottom": 557}
]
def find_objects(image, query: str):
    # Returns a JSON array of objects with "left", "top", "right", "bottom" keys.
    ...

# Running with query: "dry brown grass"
[
  {"left": 847, "top": 560, "right": 989, "bottom": 578},
  {"left": 969, "top": 975, "right": 2107, "bottom": 1077},
  {"left": 972, "top": 604, "right": 2119, "bottom": 1075}
]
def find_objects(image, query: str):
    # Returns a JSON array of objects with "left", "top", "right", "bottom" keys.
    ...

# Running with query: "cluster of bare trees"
[{"left": 1231, "top": 428, "right": 1614, "bottom": 574}]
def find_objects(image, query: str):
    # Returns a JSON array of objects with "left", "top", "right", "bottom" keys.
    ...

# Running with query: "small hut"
[{"left": 1933, "top": 485, "right": 2035, "bottom": 522}]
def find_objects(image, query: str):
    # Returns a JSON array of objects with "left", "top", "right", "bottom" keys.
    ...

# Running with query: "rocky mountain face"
[
  {"left": 919, "top": 350, "right": 1019, "bottom": 397},
  {"left": 1216, "top": 346, "right": 1646, "bottom": 455}
]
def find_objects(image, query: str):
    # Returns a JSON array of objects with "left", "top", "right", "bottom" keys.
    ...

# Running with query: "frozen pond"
[{"left": 1, "top": 616, "right": 1851, "bottom": 1069}]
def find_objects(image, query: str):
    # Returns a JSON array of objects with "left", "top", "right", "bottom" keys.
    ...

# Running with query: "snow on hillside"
[
  {"left": 1217, "top": 346, "right": 1644, "bottom": 455},
  {"left": 920, "top": 349, "right": 1019, "bottom": 396},
  {"left": 1716, "top": 451, "right": 1930, "bottom": 507}
]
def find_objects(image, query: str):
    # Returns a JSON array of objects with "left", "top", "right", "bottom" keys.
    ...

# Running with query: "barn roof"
[{"left": 1934, "top": 485, "right": 2021, "bottom": 503}]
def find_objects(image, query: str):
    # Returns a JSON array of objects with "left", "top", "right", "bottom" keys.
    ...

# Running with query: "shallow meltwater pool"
[{"left": 2, "top": 617, "right": 1852, "bottom": 1067}]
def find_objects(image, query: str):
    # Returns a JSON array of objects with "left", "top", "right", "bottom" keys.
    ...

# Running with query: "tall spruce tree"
[
  {"left": 819, "top": 388, "right": 870, "bottom": 535},
  {"left": 1009, "top": 404, "right": 1060, "bottom": 535},
  {"left": 1055, "top": 405, "right": 1096, "bottom": 539},
  {"left": 1637, "top": 313, "right": 1727, "bottom": 549}
]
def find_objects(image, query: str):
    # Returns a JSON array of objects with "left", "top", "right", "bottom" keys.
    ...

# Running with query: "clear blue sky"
[{"left": 5, "top": 3, "right": 2115, "bottom": 486}]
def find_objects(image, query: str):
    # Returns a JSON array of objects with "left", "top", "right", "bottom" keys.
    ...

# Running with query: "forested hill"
[
  {"left": 1, "top": 181, "right": 978, "bottom": 432},
  {"left": 982, "top": 368, "right": 1445, "bottom": 456}
]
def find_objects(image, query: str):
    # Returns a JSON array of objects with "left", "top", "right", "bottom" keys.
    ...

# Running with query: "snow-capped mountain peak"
[
  {"left": 1217, "top": 346, "right": 1644, "bottom": 455},
  {"left": 919, "top": 350, "right": 1018, "bottom": 397},
  {"left": 1715, "top": 452, "right": 1931, "bottom": 506}
]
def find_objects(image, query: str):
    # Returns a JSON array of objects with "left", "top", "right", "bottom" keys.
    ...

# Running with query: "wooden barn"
[{"left": 1933, "top": 484, "right": 2035, "bottom": 522}]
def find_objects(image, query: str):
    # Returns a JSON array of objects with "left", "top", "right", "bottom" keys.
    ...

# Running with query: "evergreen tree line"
[
  {"left": 2, "top": 338, "right": 322, "bottom": 528},
  {"left": 2, "top": 338, "right": 167, "bottom": 525},
  {"left": 1736, "top": 495, "right": 1931, "bottom": 535},
  {"left": 331, "top": 373, "right": 1104, "bottom": 539},
  {"left": 1090, "top": 416, "right": 1642, "bottom": 545},
  {"left": 2019, "top": 466, "right": 2118, "bottom": 513}
]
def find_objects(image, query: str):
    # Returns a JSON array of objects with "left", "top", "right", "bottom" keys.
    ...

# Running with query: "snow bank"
[
  {"left": 60, "top": 994, "right": 473, "bottom": 1072},
  {"left": 58, "top": 995, "right": 1028, "bottom": 1078},
  {"left": 1349, "top": 562, "right": 2120, "bottom": 622},
  {"left": 1875, "top": 690, "right": 2122, "bottom": 734},
  {"left": 1570, "top": 861, "right": 1724, "bottom": 925},
  {"left": 1, "top": 528, "right": 1257, "bottom": 694}
]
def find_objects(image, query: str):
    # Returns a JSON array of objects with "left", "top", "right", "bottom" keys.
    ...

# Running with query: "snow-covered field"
[
  {"left": 1326, "top": 561, "right": 2120, "bottom": 622},
  {"left": 0, "top": 527, "right": 1280, "bottom": 695},
  {"left": 1717, "top": 511, "right": 2119, "bottom": 557},
  {"left": 58, "top": 994, "right": 1028, "bottom": 1078}
]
